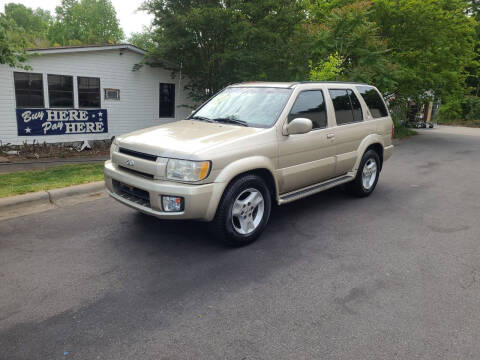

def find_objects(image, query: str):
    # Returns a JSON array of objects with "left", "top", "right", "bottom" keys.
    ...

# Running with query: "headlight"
[
  {"left": 110, "top": 138, "right": 119, "bottom": 158},
  {"left": 166, "top": 159, "right": 211, "bottom": 182}
]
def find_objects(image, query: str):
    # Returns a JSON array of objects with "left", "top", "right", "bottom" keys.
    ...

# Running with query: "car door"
[
  {"left": 277, "top": 89, "right": 337, "bottom": 194},
  {"left": 327, "top": 88, "right": 376, "bottom": 176}
]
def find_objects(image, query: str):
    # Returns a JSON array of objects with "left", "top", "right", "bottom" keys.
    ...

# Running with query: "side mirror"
[{"left": 285, "top": 118, "right": 312, "bottom": 135}]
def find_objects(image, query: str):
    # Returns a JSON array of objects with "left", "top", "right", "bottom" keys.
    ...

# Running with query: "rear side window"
[
  {"left": 356, "top": 86, "right": 388, "bottom": 118},
  {"left": 288, "top": 90, "right": 327, "bottom": 129},
  {"left": 329, "top": 89, "right": 363, "bottom": 125}
]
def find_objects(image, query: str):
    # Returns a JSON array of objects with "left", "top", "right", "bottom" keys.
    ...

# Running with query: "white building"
[{"left": 0, "top": 44, "right": 194, "bottom": 145}]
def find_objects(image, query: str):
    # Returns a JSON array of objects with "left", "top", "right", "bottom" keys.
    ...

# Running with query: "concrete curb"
[
  {"left": 0, "top": 181, "right": 106, "bottom": 220},
  {"left": 48, "top": 182, "right": 106, "bottom": 203},
  {"left": 0, "top": 191, "right": 51, "bottom": 212}
]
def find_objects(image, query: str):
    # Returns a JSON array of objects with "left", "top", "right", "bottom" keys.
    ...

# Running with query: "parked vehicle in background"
[{"left": 104, "top": 82, "right": 394, "bottom": 246}]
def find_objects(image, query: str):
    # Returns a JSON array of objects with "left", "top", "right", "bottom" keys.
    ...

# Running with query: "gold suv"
[{"left": 104, "top": 82, "right": 394, "bottom": 246}]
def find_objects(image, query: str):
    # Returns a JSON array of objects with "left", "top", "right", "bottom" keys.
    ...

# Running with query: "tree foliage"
[
  {"left": 373, "top": 0, "right": 475, "bottom": 101},
  {"left": 3, "top": 3, "right": 52, "bottom": 47},
  {"left": 309, "top": 53, "right": 344, "bottom": 81},
  {"left": 2, "top": 0, "right": 479, "bottom": 122},
  {"left": 0, "top": 13, "right": 30, "bottom": 69},
  {"left": 128, "top": 27, "right": 157, "bottom": 52},
  {"left": 1, "top": 0, "right": 125, "bottom": 69},
  {"left": 143, "top": 0, "right": 310, "bottom": 102},
  {"left": 307, "top": 0, "right": 397, "bottom": 92},
  {"left": 143, "top": 0, "right": 477, "bottom": 112},
  {"left": 48, "top": 0, "right": 124, "bottom": 46}
]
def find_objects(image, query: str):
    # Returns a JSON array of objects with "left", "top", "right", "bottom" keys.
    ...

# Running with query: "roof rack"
[{"left": 294, "top": 81, "right": 368, "bottom": 86}]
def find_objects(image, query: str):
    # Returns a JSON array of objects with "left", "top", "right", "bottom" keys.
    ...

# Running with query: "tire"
[
  {"left": 209, "top": 174, "right": 272, "bottom": 247},
  {"left": 346, "top": 149, "right": 381, "bottom": 198}
]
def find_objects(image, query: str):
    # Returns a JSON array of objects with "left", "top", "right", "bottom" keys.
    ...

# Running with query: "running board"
[{"left": 278, "top": 174, "right": 355, "bottom": 205}]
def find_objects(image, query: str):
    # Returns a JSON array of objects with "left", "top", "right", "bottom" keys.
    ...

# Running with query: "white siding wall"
[{"left": 0, "top": 49, "right": 194, "bottom": 145}]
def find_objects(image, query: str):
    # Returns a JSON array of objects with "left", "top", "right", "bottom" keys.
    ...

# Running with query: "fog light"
[{"left": 162, "top": 196, "right": 184, "bottom": 212}]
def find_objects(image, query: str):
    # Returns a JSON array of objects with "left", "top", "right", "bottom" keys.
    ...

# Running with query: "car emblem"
[{"left": 126, "top": 159, "right": 135, "bottom": 166}]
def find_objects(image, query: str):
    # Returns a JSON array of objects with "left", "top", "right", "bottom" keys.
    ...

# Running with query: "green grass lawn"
[
  {"left": 0, "top": 163, "right": 104, "bottom": 198},
  {"left": 394, "top": 126, "right": 417, "bottom": 139}
]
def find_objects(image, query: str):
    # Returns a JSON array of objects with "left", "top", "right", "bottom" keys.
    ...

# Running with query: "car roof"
[{"left": 229, "top": 81, "right": 370, "bottom": 88}]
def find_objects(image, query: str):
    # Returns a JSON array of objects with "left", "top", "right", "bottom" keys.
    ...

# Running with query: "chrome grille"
[{"left": 119, "top": 147, "right": 157, "bottom": 161}]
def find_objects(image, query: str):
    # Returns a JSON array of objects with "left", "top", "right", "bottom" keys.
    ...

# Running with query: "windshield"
[{"left": 191, "top": 87, "right": 293, "bottom": 127}]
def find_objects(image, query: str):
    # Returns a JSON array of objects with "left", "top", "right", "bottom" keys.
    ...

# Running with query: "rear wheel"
[
  {"left": 346, "top": 149, "right": 381, "bottom": 197},
  {"left": 209, "top": 174, "right": 272, "bottom": 246}
]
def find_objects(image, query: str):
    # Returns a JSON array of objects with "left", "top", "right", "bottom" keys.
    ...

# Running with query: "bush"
[
  {"left": 439, "top": 99, "right": 462, "bottom": 122},
  {"left": 460, "top": 96, "right": 480, "bottom": 120},
  {"left": 389, "top": 100, "right": 408, "bottom": 128}
]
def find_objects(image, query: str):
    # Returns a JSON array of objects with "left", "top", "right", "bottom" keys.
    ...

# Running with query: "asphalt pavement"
[{"left": 1, "top": 128, "right": 480, "bottom": 359}]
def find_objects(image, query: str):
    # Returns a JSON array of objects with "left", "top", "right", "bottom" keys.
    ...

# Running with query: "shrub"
[
  {"left": 460, "top": 96, "right": 480, "bottom": 120},
  {"left": 439, "top": 99, "right": 462, "bottom": 122}
]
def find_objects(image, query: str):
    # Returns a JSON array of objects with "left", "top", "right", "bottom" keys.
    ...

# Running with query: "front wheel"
[
  {"left": 209, "top": 174, "right": 272, "bottom": 246},
  {"left": 346, "top": 149, "right": 381, "bottom": 197}
]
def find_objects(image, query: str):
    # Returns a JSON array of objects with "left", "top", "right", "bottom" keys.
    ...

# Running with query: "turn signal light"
[{"left": 199, "top": 161, "right": 210, "bottom": 180}]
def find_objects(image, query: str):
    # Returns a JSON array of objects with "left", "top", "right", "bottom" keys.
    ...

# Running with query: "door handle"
[{"left": 326, "top": 133, "right": 335, "bottom": 139}]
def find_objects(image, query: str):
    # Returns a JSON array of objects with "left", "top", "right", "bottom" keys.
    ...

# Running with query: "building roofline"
[{"left": 27, "top": 43, "right": 146, "bottom": 56}]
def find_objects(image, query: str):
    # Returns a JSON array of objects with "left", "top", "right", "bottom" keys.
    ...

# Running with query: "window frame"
[
  {"left": 356, "top": 85, "right": 389, "bottom": 119},
  {"left": 159, "top": 82, "right": 175, "bottom": 118},
  {"left": 47, "top": 74, "right": 74, "bottom": 108},
  {"left": 347, "top": 89, "right": 364, "bottom": 123},
  {"left": 288, "top": 89, "right": 328, "bottom": 131},
  {"left": 77, "top": 76, "right": 101, "bottom": 108},
  {"left": 13, "top": 71, "right": 45, "bottom": 108},
  {"left": 104, "top": 88, "right": 120, "bottom": 101},
  {"left": 328, "top": 88, "right": 364, "bottom": 126}
]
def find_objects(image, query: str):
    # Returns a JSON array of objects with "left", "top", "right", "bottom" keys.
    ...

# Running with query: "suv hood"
[{"left": 117, "top": 120, "right": 266, "bottom": 159}]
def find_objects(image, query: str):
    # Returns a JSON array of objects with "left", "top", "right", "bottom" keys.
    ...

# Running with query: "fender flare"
[
  {"left": 215, "top": 155, "right": 277, "bottom": 188},
  {"left": 353, "top": 134, "right": 386, "bottom": 171},
  {"left": 205, "top": 156, "right": 278, "bottom": 221}
]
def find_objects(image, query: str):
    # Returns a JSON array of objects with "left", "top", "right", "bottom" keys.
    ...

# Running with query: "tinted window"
[
  {"left": 356, "top": 85, "right": 388, "bottom": 118},
  {"left": 48, "top": 74, "right": 73, "bottom": 108},
  {"left": 160, "top": 83, "right": 175, "bottom": 117},
  {"left": 14, "top": 72, "right": 44, "bottom": 108},
  {"left": 78, "top": 77, "right": 100, "bottom": 108},
  {"left": 329, "top": 89, "right": 363, "bottom": 125},
  {"left": 348, "top": 89, "right": 363, "bottom": 122},
  {"left": 288, "top": 90, "right": 327, "bottom": 129},
  {"left": 329, "top": 89, "right": 353, "bottom": 125}
]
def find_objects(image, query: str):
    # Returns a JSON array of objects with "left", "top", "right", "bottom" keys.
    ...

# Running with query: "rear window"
[
  {"left": 329, "top": 89, "right": 363, "bottom": 125},
  {"left": 356, "top": 86, "right": 388, "bottom": 118}
]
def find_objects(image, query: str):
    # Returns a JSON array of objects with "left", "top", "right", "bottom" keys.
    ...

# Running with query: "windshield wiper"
[
  {"left": 190, "top": 115, "right": 215, "bottom": 123},
  {"left": 212, "top": 117, "right": 249, "bottom": 127}
]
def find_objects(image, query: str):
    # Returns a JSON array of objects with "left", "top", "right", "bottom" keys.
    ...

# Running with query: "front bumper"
[{"left": 104, "top": 160, "right": 223, "bottom": 221}]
